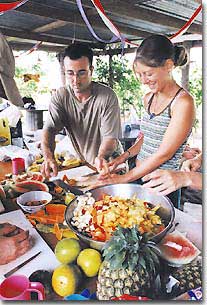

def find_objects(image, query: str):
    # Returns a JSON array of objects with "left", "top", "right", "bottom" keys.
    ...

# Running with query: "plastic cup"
[{"left": 12, "top": 157, "right": 25, "bottom": 175}]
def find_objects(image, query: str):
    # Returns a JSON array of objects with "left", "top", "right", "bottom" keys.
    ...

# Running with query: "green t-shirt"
[{"left": 44, "top": 82, "right": 123, "bottom": 164}]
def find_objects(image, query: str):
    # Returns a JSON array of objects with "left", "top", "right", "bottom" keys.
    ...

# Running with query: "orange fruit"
[
  {"left": 55, "top": 238, "right": 81, "bottom": 264},
  {"left": 77, "top": 248, "right": 102, "bottom": 277},
  {"left": 52, "top": 264, "right": 81, "bottom": 297}
]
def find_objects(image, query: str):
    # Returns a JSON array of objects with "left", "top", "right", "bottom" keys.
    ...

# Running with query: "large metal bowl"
[{"left": 65, "top": 184, "right": 175, "bottom": 251}]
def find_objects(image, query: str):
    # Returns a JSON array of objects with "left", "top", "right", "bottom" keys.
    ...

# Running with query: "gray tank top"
[{"left": 137, "top": 88, "right": 189, "bottom": 170}]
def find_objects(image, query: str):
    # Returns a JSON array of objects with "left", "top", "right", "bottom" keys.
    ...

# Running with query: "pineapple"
[
  {"left": 96, "top": 226, "right": 160, "bottom": 300},
  {"left": 170, "top": 260, "right": 202, "bottom": 297}
]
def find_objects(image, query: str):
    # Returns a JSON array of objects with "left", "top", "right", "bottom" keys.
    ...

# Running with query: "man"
[
  {"left": 0, "top": 32, "right": 23, "bottom": 107},
  {"left": 41, "top": 43, "right": 123, "bottom": 178}
]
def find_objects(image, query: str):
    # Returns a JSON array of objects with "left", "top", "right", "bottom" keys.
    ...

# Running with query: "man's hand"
[
  {"left": 95, "top": 157, "right": 109, "bottom": 176},
  {"left": 41, "top": 158, "right": 58, "bottom": 179},
  {"left": 181, "top": 156, "right": 202, "bottom": 172}
]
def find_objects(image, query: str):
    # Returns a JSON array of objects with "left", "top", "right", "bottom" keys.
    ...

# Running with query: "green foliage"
[
  {"left": 15, "top": 60, "right": 50, "bottom": 99},
  {"left": 94, "top": 55, "right": 145, "bottom": 119},
  {"left": 189, "top": 68, "right": 202, "bottom": 108},
  {"left": 189, "top": 68, "right": 202, "bottom": 130}
]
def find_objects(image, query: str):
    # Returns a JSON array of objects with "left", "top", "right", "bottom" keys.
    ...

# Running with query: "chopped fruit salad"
[{"left": 71, "top": 193, "right": 165, "bottom": 242}]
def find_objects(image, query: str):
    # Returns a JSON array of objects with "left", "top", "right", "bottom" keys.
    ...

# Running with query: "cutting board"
[
  {"left": 0, "top": 210, "right": 59, "bottom": 283},
  {"left": 50, "top": 165, "right": 99, "bottom": 191}
]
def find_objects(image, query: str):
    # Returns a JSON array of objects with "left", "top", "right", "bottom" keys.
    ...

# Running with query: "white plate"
[{"left": 0, "top": 210, "right": 59, "bottom": 283}]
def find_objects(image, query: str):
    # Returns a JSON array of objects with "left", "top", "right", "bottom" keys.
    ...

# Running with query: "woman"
[{"left": 97, "top": 34, "right": 195, "bottom": 207}]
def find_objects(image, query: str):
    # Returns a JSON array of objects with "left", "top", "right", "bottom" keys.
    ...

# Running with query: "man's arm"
[
  {"left": 41, "top": 128, "right": 58, "bottom": 178},
  {"left": 95, "top": 138, "right": 117, "bottom": 173}
]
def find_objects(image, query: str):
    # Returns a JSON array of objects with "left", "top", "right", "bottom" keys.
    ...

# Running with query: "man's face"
[{"left": 64, "top": 56, "right": 93, "bottom": 94}]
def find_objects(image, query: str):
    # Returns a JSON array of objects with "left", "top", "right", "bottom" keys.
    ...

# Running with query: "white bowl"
[{"left": 16, "top": 191, "right": 52, "bottom": 213}]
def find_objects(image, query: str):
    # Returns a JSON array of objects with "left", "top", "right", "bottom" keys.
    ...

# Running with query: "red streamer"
[
  {"left": 170, "top": 4, "right": 202, "bottom": 41},
  {"left": 89, "top": 1, "right": 201, "bottom": 46},
  {"left": 15, "top": 41, "right": 43, "bottom": 58},
  {"left": 0, "top": 0, "right": 29, "bottom": 14}
]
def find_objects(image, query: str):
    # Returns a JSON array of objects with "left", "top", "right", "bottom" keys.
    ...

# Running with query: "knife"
[
  {"left": 53, "top": 179, "right": 84, "bottom": 196},
  {"left": 4, "top": 251, "right": 42, "bottom": 278}
]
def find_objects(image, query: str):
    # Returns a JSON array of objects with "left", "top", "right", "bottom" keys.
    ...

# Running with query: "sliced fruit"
[
  {"left": 52, "top": 264, "right": 81, "bottom": 297},
  {"left": 157, "top": 230, "right": 200, "bottom": 265},
  {"left": 29, "top": 172, "right": 44, "bottom": 182},
  {"left": 55, "top": 238, "right": 81, "bottom": 264},
  {"left": 65, "top": 192, "right": 76, "bottom": 205},
  {"left": 14, "top": 180, "right": 49, "bottom": 193}
]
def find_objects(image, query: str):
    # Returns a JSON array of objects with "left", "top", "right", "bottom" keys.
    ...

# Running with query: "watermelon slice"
[
  {"left": 0, "top": 185, "right": 6, "bottom": 199},
  {"left": 29, "top": 172, "right": 44, "bottom": 182},
  {"left": 14, "top": 180, "right": 49, "bottom": 193},
  {"left": 157, "top": 230, "right": 200, "bottom": 266}
]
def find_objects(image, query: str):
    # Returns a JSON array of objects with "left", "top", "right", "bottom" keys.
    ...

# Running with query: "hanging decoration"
[
  {"left": 170, "top": 4, "right": 202, "bottom": 42},
  {"left": 90, "top": 0, "right": 140, "bottom": 47},
  {"left": 77, "top": 0, "right": 201, "bottom": 49},
  {"left": 0, "top": 0, "right": 29, "bottom": 14},
  {"left": 15, "top": 41, "right": 43, "bottom": 59},
  {"left": 76, "top": 0, "right": 120, "bottom": 43}
]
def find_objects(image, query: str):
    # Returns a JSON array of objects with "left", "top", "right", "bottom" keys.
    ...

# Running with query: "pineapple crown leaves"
[{"left": 103, "top": 226, "right": 160, "bottom": 275}]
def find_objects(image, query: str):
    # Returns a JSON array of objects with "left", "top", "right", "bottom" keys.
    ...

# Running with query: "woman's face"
[{"left": 133, "top": 60, "right": 172, "bottom": 93}]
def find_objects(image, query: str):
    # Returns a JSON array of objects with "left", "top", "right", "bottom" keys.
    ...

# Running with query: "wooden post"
[
  {"left": 181, "top": 41, "right": 192, "bottom": 91},
  {"left": 56, "top": 52, "right": 66, "bottom": 86},
  {"left": 109, "top": 54, "right": 114, "bottom": 89}
]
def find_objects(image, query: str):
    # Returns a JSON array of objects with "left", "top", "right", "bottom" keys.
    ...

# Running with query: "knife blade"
[
  {"left": 4, "top": 251, "right": 42, "bottom": 278},
  {"left": 53, "top": 179, "right": 84, "bottom": 196}
]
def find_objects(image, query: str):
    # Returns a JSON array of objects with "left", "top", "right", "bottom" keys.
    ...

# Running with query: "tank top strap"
[
  {"left": 147, "top": 93, "right": 154, "bottom": 114},
  {"left": 168, "top": 87, "right": 183, "bottom": 117}
]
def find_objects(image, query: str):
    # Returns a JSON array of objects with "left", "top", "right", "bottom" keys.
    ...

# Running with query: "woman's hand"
[
  {"left": 108, "top": 154, "right": 127, "bottom": 172},
  {"left": 142, "top": 169, "right": 190, "bottom": 195},
  {"left": 92, "top": 173, "right": 125, "bottom": 189}
]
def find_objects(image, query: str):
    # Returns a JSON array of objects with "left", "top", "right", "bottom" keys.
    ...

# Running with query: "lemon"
[
  {"left": 77, "top": 248, "right": 102, "bottom": 277},
  {"left": 55, "top": 238, "right": 81, "bottom": 264},
  {"left": 65, "top": 192, "right": 76, "bottom": 205},
  {"left": 52, "top": 264, "right": 81, "bottom": 297}
]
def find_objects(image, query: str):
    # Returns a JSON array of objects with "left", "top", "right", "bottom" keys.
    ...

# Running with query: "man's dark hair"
[{"left": 63, "top": 43, "right": 93, "bottom": 66}]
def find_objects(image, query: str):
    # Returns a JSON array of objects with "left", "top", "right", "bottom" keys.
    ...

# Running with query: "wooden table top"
[
  {"left": 0, "top": 161, "right": 12, "bottom": 181},
  {"left": 0, "top": 161, "right": 97, "bottom": 300}
]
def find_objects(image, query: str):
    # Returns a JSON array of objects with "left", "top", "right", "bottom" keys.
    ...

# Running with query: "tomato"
[
  {"left": 112, "top": 294, "right": 151, "bottom": 300},
  {"left": 91, "top": 227, "right": 106, "bottom": 242}
]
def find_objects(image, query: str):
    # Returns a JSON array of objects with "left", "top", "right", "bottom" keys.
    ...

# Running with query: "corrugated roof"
[{"left": 0, "top": 0, "right": 202, "bottom": 53}]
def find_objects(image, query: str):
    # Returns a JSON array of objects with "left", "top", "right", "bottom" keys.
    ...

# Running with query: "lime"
[
  {"left": 77, "top": 248, "right": 102, "bottom": 277},
  {"left": 65, "top": 192, "right": 76, "bottom": 205},
  {"left": 55, "top": 238, "right": 81, "bottom": 264}
]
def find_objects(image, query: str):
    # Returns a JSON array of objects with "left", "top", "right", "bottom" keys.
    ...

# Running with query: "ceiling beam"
[
  {"left": 0, "top": 26, "right": 105, "bottom": 49},
  {"left": 64, "top": 0, "right": 201, "bottom": 34},
  {"left": 33, "top": 20, "right": 68, "bottom": 33},
  {"left": 16, "top": 1, "right": 149, "bottom": 39}
]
